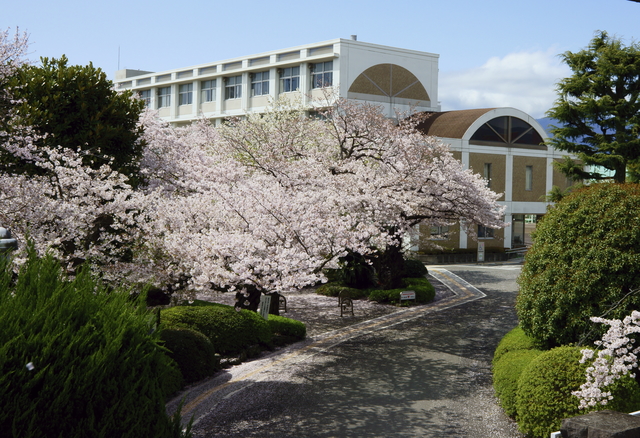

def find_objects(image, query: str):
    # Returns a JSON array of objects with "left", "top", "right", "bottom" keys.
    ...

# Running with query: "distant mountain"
[{"left": 536, "top": 117, "right": 558, "bottom": 136}]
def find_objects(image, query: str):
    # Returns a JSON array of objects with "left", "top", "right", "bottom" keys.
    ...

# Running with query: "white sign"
[
  {"left": 477, "top": 241, "right": 485, "bottom": 262},
  {"left": 400, "top": 290, "right": 416, "bottom": 301},
  {"left": 258, "top": 295, "right": 272, "bottom": 320}
]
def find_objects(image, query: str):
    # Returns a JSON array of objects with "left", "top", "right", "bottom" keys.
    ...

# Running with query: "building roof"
[{"left": 416, "top": 108, "right": 496, "bottom": 139}]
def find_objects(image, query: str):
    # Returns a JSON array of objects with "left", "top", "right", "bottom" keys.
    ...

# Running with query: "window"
[
  {"left": 251, "top": 71, "right": 269, "bottom": 96},
  {"left": 157, "top": 86, "right": 171, "bottom": 108},
  {"left": 525, "top": 165, "right": 533, "bottom": 191},
  {"left": 179, "top": 83, "right": 193, "bottom": 105},
  {"left": 470, "top": 116, "right": 544, "bottom": 146},
  {"left": 478, "top": 225, "right": 494, "bottom": 238},
  {"left": 311, "top": 61, "right": 333, "bottom": 88},
  {"left": 280, "top": 66, "right": 300, "bottom": 93},
  {"left": 201, "top": 79, "right": 216, "bottom": 102},
  {"left": 484, "top": 163, "right": 492, "bottom": 189},
  {"left": 430, "top": 226, "right": 449, "bottom": 240},
  {"left": 138, "top": 89, "right": 151, "bottom": 108},
  {"left": 225, "top": 76, "right": 242, "bottom": 99}
]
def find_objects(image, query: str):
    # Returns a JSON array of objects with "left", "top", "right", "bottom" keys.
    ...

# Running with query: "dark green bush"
[
  {"left": 323, "top": 268, "right": 342, "bottom": 283},
  {"left": 0, "top": 250, "right": 190, "bottom": 438},
  {"left": 515, "top": 346, "right": 640, "bottom": 438},
  {"left": 493, "top": 326, "right": 539, "bottom": 365},
  {"left": 402, "top": 259, "right": 428, "bottom": 278},
  {"left": 315, "top": 282, "right": 367, "bottom": 299},
  {"left": 493, "top": 349, "right": 543, "bottom": 418},
  {"left": 162, "top": 358, "right": 186, "bottom": 399},
  {"left": 161, "top": 303, "right": 272, "bottom": 355},
  {"left": 368, "top": 277, "right": 435, "bottom": 304},
  {"left": 338, "top": 251, "right": 376, "bottom": 289},
  {"left": 177, "top": 298, "right": 218, "bottom": 307},
  {"left": 268, "top": 314, "right": 307, "bottom": 340},
  {"left": 161, "top": 327, "right": 219, "bottom": 384},
  {"left": 517, "top": 183, "right": 640, "bottom": 348}
]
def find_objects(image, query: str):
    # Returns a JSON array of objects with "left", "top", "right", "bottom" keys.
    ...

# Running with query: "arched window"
[{"left": 470, "top": 116, "right": 543, "bottom": 146}]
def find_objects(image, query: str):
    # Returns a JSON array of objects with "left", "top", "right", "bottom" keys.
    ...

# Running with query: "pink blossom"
[{"left": 573, "top": 309, "right": 640, "bottom": 408}]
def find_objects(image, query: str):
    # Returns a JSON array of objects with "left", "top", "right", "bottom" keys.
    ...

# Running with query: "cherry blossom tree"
[
  {"left": 2, "top": 27, "right": 503, "bottom": 308},
  {"left": 1, "top": 29, "right": 153, "bottom": 282},
  {"left": 0, "top": 136, "right": 152, "bottom": 279},
  {"left": 0, "top": 27, "right": 28, "bottom": 126},
  {"left": 214, "top": 96, "right": 505, "bottom": 290},
  {"left": 136, "top": 110, "right": 384, "bottom": 307},
  {"left": 574, "top": 307, "right": 640, "bottom": 408}
]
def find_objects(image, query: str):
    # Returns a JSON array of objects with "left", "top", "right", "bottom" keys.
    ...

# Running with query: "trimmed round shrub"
[
  {"left": 515, "top": 346, "right": 640, "bottom": 438},
  {"left": 368, "top": 277, "right": 435, "bottom": 304},
  {"left": 0, "top": 251, "right": 189, "bottom": 438},
  {"left": 161, "top": 303, "right": 272, "bottom": 355},
  {"left": 162, "top": 359, "right": 186, "bottom": 399},
  {"left": 402, "top": 259, "right": 428, "bottom": 278},
  {"left": 493, "top": 349, "right": 543, "bottom": 418},
  {"left": 161, "top": 327, "right": 219, "bottom": 384},
  {"left": 517, "top": 183, "right": 640, "bottom": 348},
  {"left": 267, "top": 314, "right": 306, "bottom": 340},
  {"left": 493, "top": 326, "right": 539, "bottom": 365}
]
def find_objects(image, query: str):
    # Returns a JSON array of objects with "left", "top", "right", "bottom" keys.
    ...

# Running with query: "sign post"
[
  {"left": 400, "top": 290, "right": 416, "bottom": 302},
  {"left": 258, "top": 294, "right": 272, "bottom": 320}
]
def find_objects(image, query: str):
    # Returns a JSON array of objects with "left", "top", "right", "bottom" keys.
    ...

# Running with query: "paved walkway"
[{"left": 168, "top": 267, "right": 523, "bottom": 437}]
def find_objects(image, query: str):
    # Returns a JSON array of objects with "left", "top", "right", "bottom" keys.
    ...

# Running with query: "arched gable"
[
  {"left": 417, "top": 108, "right": 548, "bottom": 148},
  {"left": 348, "top": 64, "right": 430, "bottom": 102}
]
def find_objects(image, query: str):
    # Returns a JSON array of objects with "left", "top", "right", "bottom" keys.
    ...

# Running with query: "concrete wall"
[
  {"left": 511, "top": 156, "right": 547, "bottom": 202},
  {"left": 114, "top": 38, "right": 440, "bottom": 125}
]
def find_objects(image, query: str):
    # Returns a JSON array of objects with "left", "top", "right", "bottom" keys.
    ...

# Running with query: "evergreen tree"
[
  {"left": 547, "top": 31, "right": 640, "bottom": 183},
  {"left": 5, "top": 56, "right": 145, "bottom": 186}
]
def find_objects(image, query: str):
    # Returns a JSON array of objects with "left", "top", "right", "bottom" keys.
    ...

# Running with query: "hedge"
[
  {"left": 368, "top": 277, "right": 435, "bottom": 304},
  {"left": 493, "top": 326, "right": 539, "bottom": 365},
  {"left": 515, "top": 346, "right": 640, "bottom": 438},
  {"left": 517, "top": 183, "right": 640, "bottom": 348},
  {"left": 315, "top": 282, "right": 367, "bottom": 299},
  {"left": 161, "top": 303, "right": 273, "bottom": 355},
  {"left": 160, "top": 327, "right": 220, "bottom": 384},
  {"left": 268, "top": 314, "right": 307, "bottom": 340},
  {"left": 493, "top": 349, "right": 543, "bottom": 418}
]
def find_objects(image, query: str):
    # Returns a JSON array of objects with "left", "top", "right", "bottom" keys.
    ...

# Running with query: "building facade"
[
  {"left": 115, "top": 38, "right": 570, "bottom": 255},
  {"left": 415, "top": 108, "right": 572, "bottom": 254},
  {"left": 114, "top": 37, "right": 441, "bottom": 126}
]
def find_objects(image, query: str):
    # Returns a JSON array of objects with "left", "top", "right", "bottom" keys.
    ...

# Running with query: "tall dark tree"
[
  {"left": 5, "top": 56, "right": 145, "bottom": 186},
  {"left": 547, "top": 31, "right": 640, "bottom": 183}
]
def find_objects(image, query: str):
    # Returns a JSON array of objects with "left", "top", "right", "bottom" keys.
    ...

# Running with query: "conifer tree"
[{"left": 547, "top": 31, "right": 640, "bottom": 183}]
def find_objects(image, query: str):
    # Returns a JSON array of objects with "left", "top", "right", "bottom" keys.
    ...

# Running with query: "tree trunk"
[
  {"left": 268, "top": 292, "right": 280, "bottom": 316},
  {"left": 614, "top": 165, "right": 627, "bottom": 183},
  {"left": 371, "top": 242, "right": 405, "bottom": 290},
  {"left": 234, "top": 285, "right": 262, "bottom": 312}
]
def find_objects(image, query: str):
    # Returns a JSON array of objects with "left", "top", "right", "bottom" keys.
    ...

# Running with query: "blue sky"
[{"left": 3, "top": 0, "right": 639, "bottom": 118}]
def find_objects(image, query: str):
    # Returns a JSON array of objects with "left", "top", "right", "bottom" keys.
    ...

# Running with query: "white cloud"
[{"left": 439, "top": 49, "right": 571, "bottom": 119}]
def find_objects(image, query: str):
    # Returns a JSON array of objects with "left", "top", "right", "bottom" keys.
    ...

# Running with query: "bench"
[
  {"left": 278, "top": 293, "right": 287, "bottom": 313},
  {"left": 338, "top": 290, "right": 354, "bottom": 317}
]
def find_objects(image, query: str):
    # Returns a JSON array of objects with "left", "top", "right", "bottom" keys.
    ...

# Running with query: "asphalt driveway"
[{"left": 167, "top": 265, "right": 524, "bottom": 437}]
